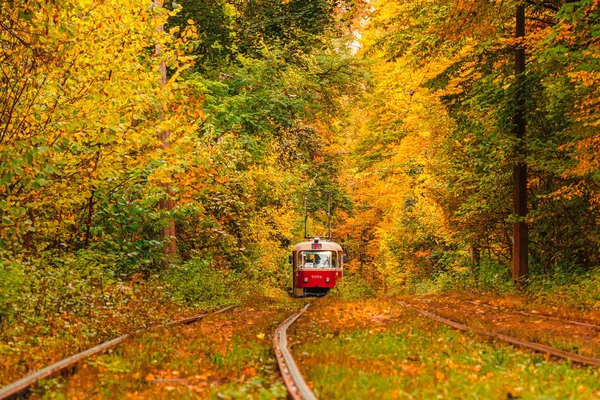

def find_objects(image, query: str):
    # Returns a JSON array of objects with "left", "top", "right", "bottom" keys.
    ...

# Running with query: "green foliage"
[
  {"left": 421, "top": 258, "right": 514, "bottom": 295},
  {"left": 348, "top": 0, "right": 600, "bottom": 290},
  {"left": 0, "top": 0, "right": 197, "bottom": 262},
  {"left": 0, "top": 251, "right": 125, "bottom": 325},
  {"left": 162, "top": 0, "right": 362, "bottom": 273},
  {"left": 527, "top": 269, "right": 600, "bottom": 311},
  {"left": 330, "top": 272, "right": 377, "bottom": 300},
  {"left": 0, "top": 257, "right": 25, "bottom": 323},
  {"left": 0, "top": 0, "right": 362, "bottom": 289},
  {"left": 167, "top": 0, "right": 236, "bottom": 71},
  {"left": 433, "top": 1, "right": 600, "bottom": 273},
  {"left": 164, "top": 258, "right": 243, "bottom": 308},
  {"left": 224, "top": 0, "right": 336, "bottom": 64}
]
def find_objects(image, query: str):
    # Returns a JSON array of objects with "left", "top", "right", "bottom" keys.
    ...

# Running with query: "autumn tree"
[
  {"left": 346, "top": 0, "right": 600, "bottom": 288},
  {"left": 163, "top": 0, "right": 363, "bottom": 272},
  {"left": 0, "top": 0, "right": 199, "bottom": 267}
]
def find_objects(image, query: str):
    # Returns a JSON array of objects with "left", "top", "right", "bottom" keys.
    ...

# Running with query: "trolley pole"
[{"left": 512, "top": 4, "right": 528, "bottom": 283}]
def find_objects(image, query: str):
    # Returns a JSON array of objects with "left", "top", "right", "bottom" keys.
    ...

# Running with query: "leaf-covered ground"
[
  {"left": 398, "top": 294, "right": 600, "bottom": 359},
  {"left": 27, "top": 296, "right": 303, "bottom": 399},
  {"left": 9, "top": 291, "right": 600, "bottom": 399},
  {"left": 289, "top": 296, "right": 600, "bottom": 399},
  {"left": 1, "top": 281, "right": 198, "bottom": 387}
]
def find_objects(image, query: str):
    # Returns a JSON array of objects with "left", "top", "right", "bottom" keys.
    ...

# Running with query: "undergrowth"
[
  {"left": 0, "top": 250, "right": 278, "bottom": 386},
  {"left": 378, "top": 256, "right": 600, "bottom": 312},
  {"left": 525, "top": 268, "right": 600, "bottom": 311},
  {"left": 162, "top": 258, "right": 245, "bottom": 309},
  {"left": 329, "top": 271, "right": 377, "bottom": 300}
]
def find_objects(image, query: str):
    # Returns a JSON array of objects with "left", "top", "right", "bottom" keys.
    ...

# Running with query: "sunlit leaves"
[
  {"left": 0, "top": 0, "right": 198, "bottom": 257},
  {"left": 346, "top": 0, "right": 600, "bottom": 283}
]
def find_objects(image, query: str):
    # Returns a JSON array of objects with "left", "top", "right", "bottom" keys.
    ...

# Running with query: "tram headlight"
[
  {"left": 326, "top": 278, "right": 330, "bottom": 283},
  {"left": 304, "top": 277, "right": 308, "bottom": 283}
]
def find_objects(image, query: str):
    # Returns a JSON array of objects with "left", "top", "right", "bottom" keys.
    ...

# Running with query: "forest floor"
[
  {"left": 5, "top": 290, "right": 600, "bottom": 399},
  {"left": 1, "top": 282, "right": 198, "bottom": 388},
  {"left": 26, "top": 297, "right": 299, "bottom": 399},
  {"left": 291, "top": 295, "right": 600, "bottom": 399}
]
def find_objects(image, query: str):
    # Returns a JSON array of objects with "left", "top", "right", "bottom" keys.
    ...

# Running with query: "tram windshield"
[{"left": 301, "top": 251, "right": 337, "bottom": 269}]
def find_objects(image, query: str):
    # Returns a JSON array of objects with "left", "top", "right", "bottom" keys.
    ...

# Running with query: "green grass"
[
  {"left": 328, "top": 273, "right": 377, "bottom": 300},
  {"left": 295, "top": 310, "right": 600, "bottom": 399}
]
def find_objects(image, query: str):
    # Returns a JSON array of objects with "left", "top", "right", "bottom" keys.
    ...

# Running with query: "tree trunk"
[{"left": 512, "top": 4, "right": 528, "bottom": 284}]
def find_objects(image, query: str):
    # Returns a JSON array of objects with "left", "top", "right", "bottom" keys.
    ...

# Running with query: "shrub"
[
  {"left": 330, "top": 272, "right": 376, "bottom": 300},
  {"left": 0, "top": 257, "right": 25, "bottom": 324},
  {"left": 164, "top": 258, "right": 243, "bottom": 308}
]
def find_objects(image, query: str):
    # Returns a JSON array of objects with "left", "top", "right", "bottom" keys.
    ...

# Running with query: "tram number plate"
[{"left": 311, "top": 275, "right": 322, "bottom": 279}]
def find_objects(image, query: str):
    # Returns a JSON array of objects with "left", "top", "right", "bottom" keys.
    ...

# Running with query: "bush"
[
  {"left": 330, "top": 272, "right": 376, "bottom": 300},
  {"left": 401, "top": 255, "right": 514, "bottom": 295},
  {"left": 0, "top": 258, "right": 25, "bottom": 324},
  {"left": 164, "top": 258, "right": 243, "bottom": 308},
  {"left": 527, "top": 268, "right": 600, "bottom": 311},
  {"left": 470, "top": 257, "right": 513, "bottom": 292},
  {"left": 0, "top": 251, "right": 133, "bottom": 325}
]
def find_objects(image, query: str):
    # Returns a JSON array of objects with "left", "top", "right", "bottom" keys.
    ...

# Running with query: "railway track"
[
  {"left": 396, "top": 300, "right": 600, "bottom": 367},
  {"left": 4, "top": 301, "right": 318, "bottom": 400},
  {"left": 0, "top": 305, "right": 238, "bottom": 400},
  {"left": 274, "top": 298, "right": 600, "bottom": 399},
  {"left": 464, "top": 300, "right": 600, "bottom": 331},
  {"left": 273, "top": 303, "right": 318, "bottom": 400},
  {"left": 5, "top": 298, "right": 596, "bottom": 399}
]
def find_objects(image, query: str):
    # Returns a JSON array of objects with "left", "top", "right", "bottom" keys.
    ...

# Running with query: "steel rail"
[
  {"left": 396, "top": 300, "right": 600, "bottom": 367},
  {"left": 0, "top": 305, "right": 238, "bottom": 399},
  {"left": 465, "top": 300, "right": 600, "bottom": 331},
  {"left": 273, "top": 303, "right": 318, "bottom": 400}
]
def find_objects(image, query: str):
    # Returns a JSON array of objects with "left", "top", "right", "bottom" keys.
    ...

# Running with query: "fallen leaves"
[
  {"left": 290, "top": 296, "right": 600, "bottom": 399},
  {"left": 49, "top": 302, "right": 292, "bottom": 398},
  {"left": 446, "top": 361, "right": 459, "bottom": 369},
  {"left": 398, "top": 294, "right": 600, "bottom": 360}
]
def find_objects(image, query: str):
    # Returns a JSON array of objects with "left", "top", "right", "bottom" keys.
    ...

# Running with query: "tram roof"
[{"left": 292, "top": 239, "right": 343, "bottom": 252}]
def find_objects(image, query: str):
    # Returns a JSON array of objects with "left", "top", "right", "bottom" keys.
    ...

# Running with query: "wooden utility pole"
[
  {"left": 512, "top": 4, "right": 527, "bottom": 282},
  {"left": 155, "top": 0, "right": 176, "bottom": 256}
]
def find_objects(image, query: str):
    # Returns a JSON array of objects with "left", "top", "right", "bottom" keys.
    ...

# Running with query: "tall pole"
[
  {"left": 155, "top": 0, "right": 176, "bottom": 256},
  {"left": 512, "top": 4, "right": 527, "bottom": 283}
]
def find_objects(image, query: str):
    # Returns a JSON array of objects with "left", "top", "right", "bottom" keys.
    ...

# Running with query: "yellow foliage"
[{"left": 0, "top": 0, "right": 199, "bottom": 246}]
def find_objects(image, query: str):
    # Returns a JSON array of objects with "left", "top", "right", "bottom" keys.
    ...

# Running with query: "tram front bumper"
[{"left": 296, "top": 269, "right": 340, "bottom": 288}]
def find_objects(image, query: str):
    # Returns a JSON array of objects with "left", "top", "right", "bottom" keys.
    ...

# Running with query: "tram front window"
[{"left": 301, "top": 251, "right": 332, "bottom": 268}]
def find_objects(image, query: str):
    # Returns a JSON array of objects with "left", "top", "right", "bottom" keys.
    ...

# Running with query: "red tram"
[{"left": 290, "top": 237, "right": 345, "bottom": 297}]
